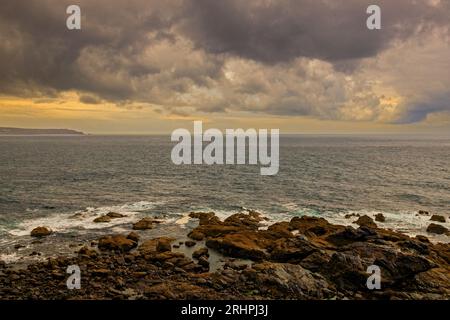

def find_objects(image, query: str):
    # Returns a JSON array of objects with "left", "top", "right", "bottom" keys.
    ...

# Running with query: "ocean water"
[{"left": 0, "top": 135, "right": 449, "bottom": 263}]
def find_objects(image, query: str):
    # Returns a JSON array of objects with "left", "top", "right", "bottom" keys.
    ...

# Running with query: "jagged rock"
[
  {"left": 426, "top": 223, "right": 449, "bottom": 235},
  {"left": 268, "top": 237, "right": 317, "bottom": 263},
  {"left": 98, "top": 235, "right": 137, "bottom": 252},
  {"left": 375, "top": 213, "right": 385, "bottom": 222},
  {"left": 30, "top": 227, "right": 52, "bottom": 237},
  {"left": 430, "top": 215, "right": 446, "bottom": 223},
  {"left": 249, "top": 262, "right": 335, "bottom": 299}
]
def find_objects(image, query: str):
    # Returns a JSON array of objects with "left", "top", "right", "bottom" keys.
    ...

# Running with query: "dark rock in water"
[
  {"left": 430, "top": 215, "right": 446, "bottom": 223},
  {"left": 185, "top": 240, "right": 196, "bottom": 247},
  {"left": 426, "top": 223, "right": 449, "bottom": 235},
  {"left": 193, "top": 248, "right": 209, "bottom": 259},
  {"left": 344, "top": 213, "right": 360, "bottom": 219},
  {"left": 30, "top": 226, "right": 52, "bottom": 237},
  {"left": 93, "top": 215, "right": 111, "bottom": 223},
  {"left": 98, "top": 235, "right": 137, "bottom": 252},
  {"left": 188, "top": 230, "right": 205, "bottom": 241},
  {"left": 156, "top": 238, "right": 172, "bottom": 253},
  {"left": 418, "top": 210, "right": 429, "bottom": 215},
  {"left": 189, "top": 211, "right": 221, "bottom": 225},
  {"left": 127, "top": 232, "right": 140, "bottom": 243},
  {"left": 133, "top": 218, "right": 155, "bottom": 230},
  {"left": 106, "top": 212, "right": 126, "bottom": 218},
  {"left": 375, "top": 213, "right": 385, "bottom": 222},
  {"left": 354, "top": 215, "right": 377, "bottom": 228},
  {"left": 223, "top": 211, "right": 264, "bottom": 229}
]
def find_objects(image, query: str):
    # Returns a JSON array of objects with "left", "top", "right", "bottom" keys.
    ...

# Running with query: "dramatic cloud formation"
[{"left": 0, "top": 0, "right": 449, "bottom": 127}]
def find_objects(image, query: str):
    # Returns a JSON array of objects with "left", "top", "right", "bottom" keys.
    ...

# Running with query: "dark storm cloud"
[{"left": 181, "top": 0, "right": 450, "bottom": 63}]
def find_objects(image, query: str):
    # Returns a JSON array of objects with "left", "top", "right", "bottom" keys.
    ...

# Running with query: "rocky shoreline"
[{"left": 0, "top": 211, "right": 449, "bottom": 300}]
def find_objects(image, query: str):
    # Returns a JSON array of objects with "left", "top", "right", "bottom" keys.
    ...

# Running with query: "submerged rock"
[{"left": 375, "top": 213, "right": 385, "bottom": 222}]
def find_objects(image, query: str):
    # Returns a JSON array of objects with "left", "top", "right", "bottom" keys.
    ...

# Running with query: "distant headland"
[{"left": 0, "top": 127, "right": 85, "bottom": 135}]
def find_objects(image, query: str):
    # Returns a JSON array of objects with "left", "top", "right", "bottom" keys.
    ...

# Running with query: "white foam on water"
[
  {"left": 7, "top": 201, "right": 162, "bottom": 237},
  {"left": 0, "top": 253, "right": 20, "bottom": 264}
]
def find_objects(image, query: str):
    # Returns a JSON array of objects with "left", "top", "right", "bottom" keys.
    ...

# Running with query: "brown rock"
[
  {"left": 418, "top": 210, "right": 429, "bottom": 215},
  {"left": 98, "top": 235, "right": 137, "bottom": 252},
  {"left": 206, "top": 232, "right": 267, "bottom": 261},
  {"left": 197, "top": 256, "right": 209, "bottom": 268},
  {"left": 192, "top": 247, "right": 209, "bottom": 259},
  {"left": 189, "top": 211, "right": 221, "bottom": 225},
  {"left": 133, "top": 217, "right": 154, "bottom": 230},
  {"left": 78, "top": 246, "right": 98, "bottom": 258},
  {"left": 127, "top": 232, "right": 140, "bottom": 242},
  {"left": 156, "top": 238, "right": 173, "bottom": 253},
  {"left": 354, "top": 215, "right": 377, "bottom": 228},
  {"left": 188, "top": 230, "right": 205, "bottom": 241},
  {"left": 430, "top": 215, "right": 446, "bottom": 223},
  {"left": 93, "top": 215, "right": 111, "bottom": 223},
  {"left": 30, "top": 226, "right": 52, "bottom": 237},
  {"left": 375, "top": 213, "right": 386, "bottom": 222},
  {"left": 426, "top": 223, "right": 449, "bottom": 235},
  {"left": 185, "top": 240, "right": 196, "bottom": 247},
  {"left": 106, "top": 212, "right": 126, "bottom": 218}
]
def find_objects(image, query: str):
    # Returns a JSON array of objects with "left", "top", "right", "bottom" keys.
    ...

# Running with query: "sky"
[{"left": 0, "top": 0, "right": 449, "bottom": 134}]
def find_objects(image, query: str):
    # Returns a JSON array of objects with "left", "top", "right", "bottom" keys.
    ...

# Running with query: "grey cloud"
[{"left": 0, "top": 0, "right": 449, "bottom": 124}]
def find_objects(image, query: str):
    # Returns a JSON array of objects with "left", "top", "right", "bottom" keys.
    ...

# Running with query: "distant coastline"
[{"left": 0, "top": 127, "right": 85, "bottom": 136}]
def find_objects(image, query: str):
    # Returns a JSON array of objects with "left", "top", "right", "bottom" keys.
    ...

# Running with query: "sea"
[{"left": 0, "top": 134, "right": 449, "bottom": 264}]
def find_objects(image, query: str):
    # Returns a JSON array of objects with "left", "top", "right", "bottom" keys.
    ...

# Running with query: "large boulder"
[
  {"left": 426, "top": 223, "right": 449, "bottom": 235},
  {"left": 206, "top": 232, "right": 268, "bottom": 261},
  {"left": 30, "top": 226, "right": 52, "bottom": 237},
  {"left": 98, "top": 235, "right": 137, "bottom": 252}
]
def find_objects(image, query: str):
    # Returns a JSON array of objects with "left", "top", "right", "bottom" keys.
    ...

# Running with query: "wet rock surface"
[{"left": 1, "top": 211, "right": 449, "bottom": 300}]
